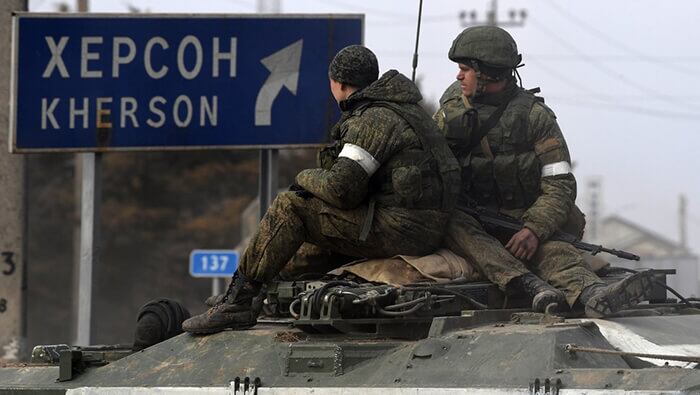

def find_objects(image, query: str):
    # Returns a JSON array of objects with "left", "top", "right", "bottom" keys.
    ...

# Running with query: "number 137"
[{"left": 202, "top": 255, "right": 228, "bottom": 271}]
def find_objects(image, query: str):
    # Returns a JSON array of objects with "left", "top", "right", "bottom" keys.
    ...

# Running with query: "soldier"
[
  {"left": 183, "top": 45, "right": 460, "bottom": 334},
  {"left": 434, "top": 26, "right": 654, "bottom": 317}
]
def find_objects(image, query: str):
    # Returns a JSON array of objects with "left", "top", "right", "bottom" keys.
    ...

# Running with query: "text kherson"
[{"left": 38, "top": 35, "right": 237, "bottom": 130}]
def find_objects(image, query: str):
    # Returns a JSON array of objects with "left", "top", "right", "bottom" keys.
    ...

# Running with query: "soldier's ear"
[{"left": 342, "top": 83, "right": 360, "bottom": 95}]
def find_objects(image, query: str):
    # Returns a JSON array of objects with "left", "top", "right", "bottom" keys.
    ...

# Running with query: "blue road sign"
[
  {"left": 190, "top": 250, "right": 239, "bottom": 278},
  {"left": 10, "top": 14, "right": 363, "bottom": 152}
]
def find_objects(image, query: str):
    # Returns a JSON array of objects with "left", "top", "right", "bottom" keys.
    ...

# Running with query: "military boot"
[
  {"left": 579, "top": 270, "right": 655, "bottom": 318},
  {"left": 513, "top": 273, "right": 566, "bottom": 313},
  {"left": 182, "top": 272, "right": 262, "bottom": 334},
  {"left": 204, "top": 293, "right": 225, "bottom": 307}
]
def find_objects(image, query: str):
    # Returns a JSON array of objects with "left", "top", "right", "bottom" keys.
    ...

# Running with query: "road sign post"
[
  {"left": 11, "top": 13, "right": 362, "bottom": 345},
  {"left": 76, "top": 152, "right": 101, "bottom": 346},
  {"left": 259, "top": 148, "right": 279, "bottom": 219},
  {"left": 0, "top": 0, "right": 28, "bottom": 362}
]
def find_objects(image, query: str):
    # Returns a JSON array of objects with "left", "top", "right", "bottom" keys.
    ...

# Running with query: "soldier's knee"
[
  {"left": 272, "top": 191, "right": 304, "bottom": 211},
  {"left": 539, "top": 240, "right": 578, "bottom": 256}
]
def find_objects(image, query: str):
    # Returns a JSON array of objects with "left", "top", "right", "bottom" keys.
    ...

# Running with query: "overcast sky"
[{"left": 30, "top": 0, "right": 700, "bottom": 259}]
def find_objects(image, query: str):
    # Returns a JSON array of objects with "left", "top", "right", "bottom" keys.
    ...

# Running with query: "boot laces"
[{"left": 220, "top": 273, "right": 241, "bottom": 305}]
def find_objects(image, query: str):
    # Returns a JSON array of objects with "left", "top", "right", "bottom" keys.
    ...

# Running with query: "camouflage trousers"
[
  {"left": 444, "top": 210, "right": 604, "bottom": 306},
  {"left": 240, "top": 191, "right": 450, "bottom": 283},
  {"left": 279, "top": 243, "right": 355, "bottom": 280}
]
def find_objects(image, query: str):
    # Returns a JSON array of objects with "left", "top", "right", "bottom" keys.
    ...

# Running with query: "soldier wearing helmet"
[{"left": 435, "top": 26, "right": 654, "bottom": 317}]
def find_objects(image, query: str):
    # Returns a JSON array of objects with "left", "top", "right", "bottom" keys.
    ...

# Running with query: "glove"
[{"left": 289, "top": 183, "right": 314, "bottom": 199}]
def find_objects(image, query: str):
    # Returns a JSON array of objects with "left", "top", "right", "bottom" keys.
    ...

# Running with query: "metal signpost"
[
  {"left": 0, "top": 0, "right": 28, "bottom": 362},
  {"left": 11, "top": 13, "right": 362, "bottom": 345}
]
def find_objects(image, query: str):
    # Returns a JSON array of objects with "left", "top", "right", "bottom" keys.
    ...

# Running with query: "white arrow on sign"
[{"left": 254, "top": 39, "right": 303, "bottom": 126}]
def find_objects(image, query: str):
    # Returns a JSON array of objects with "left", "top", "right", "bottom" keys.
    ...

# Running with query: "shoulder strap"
[
  {"left": 368, "top": 100, "right": 460, "bottom": 210},
  {"left": 470, "top": 89, "right": 520, "bottom": 150}
]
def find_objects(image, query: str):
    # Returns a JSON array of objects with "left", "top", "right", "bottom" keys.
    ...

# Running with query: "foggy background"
[
  {"left": 23, "top": 0, "right": 699, "bottom": 346},
  {"left": 32, "top": 0, "right": 698, "bottom": 256}
]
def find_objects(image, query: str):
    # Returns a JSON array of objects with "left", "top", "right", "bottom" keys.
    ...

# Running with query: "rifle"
[{"left": 460, "top": 205, "right": 640, "bottom": 261}]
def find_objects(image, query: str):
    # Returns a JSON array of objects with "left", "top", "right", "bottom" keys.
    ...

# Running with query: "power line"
[
  {"left": 379, "top": 50, "right": 700, "bottom": 63},
  {"left": 526, "top": 56, "right": 616, "bottom": 101},
  {"left": 544, "top": 0, "right": 700, "bottom": 78},
  {"left": 524, "top": 54, "right": 700, "bottom": 62},
  {"left": 550, "top": 97, "right": 700, "bottom": 120},
  {"left": 314, "top": 0, "right": 453, "bottom": 21},
  {"left": 527, "top": 58, "right": 700, "bottom": 120},
  {"left": 544, "top": 93, "right": 700, "bottom": 101},
  {"left": 460, "top": 0, "right": 527, "bottom": 27},
  {"left": 528, "top": 17, "right": 700, "bottom": 112}
]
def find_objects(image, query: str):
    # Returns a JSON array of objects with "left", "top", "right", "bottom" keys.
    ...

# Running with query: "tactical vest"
[
  {"left": 350, "top": 100, "right": 461, "bottom": 213},
  {"left": 443, "top": 89, "right": 541, "bottom": 210}
]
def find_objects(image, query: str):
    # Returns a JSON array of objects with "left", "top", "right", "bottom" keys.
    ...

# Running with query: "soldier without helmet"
[{"left": 435, "top": 26, "right": 654, "bottom": 317}]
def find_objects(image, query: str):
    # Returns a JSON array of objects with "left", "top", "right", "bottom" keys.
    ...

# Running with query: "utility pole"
[
  {"left": 0, "top": 0, "right": 28, "bottom": 362},
  {"left": 679, "top": 194, "right": 687, "bottom": 251},
  {"left": 587, "top": 178, "right": 602, "bottom": 242},
  {"left": 459, "top": 0, "right": 527, "bottom": 27},
  {"left": 257, "top": 0, "right": 280, "bottom": 13}
]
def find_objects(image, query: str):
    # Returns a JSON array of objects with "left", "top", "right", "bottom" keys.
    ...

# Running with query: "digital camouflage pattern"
[
  {"left": 296, "top": 70, "right": 460, "bottom": 213},
  {"left": 240, "top": 70, "right": 459, "bottom": 283},
  {"left": 436, "top": 81, "right": 604, "bottom": 306},
  {"left": 328, "top": 45, "right": 379, "bottom": 89}
]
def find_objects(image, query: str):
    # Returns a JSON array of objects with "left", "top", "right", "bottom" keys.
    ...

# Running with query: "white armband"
[
  {"left": 541, "top": 161, "right": 572, "bottom": 177},
  {"left": 338, "top": 143, "right": 380, "bottom": 176}
]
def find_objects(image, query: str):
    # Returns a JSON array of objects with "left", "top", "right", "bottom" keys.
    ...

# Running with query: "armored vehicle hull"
[{"left": 3, "top": 301, "right": 700, "bottom": 394}]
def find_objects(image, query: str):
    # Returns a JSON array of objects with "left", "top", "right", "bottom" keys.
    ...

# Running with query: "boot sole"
[
  {"left": 532, "top": 290, "right": 566, "bottom": 313},
  {"left": 585, "top": 270, "right": 655, "bottom": 318}
]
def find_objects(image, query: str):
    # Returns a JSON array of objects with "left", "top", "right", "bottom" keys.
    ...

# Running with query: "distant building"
[{"left": 595, "top": 215, "right": 699, "bottom": 298}]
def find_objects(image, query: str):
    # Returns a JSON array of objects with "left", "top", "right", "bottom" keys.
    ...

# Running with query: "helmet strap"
[
  {"left": 514, "top": 67, "right": 523, "bottom": 88},
  {"left": 469, "top": 60, "right": 487, "bottom": 96}
]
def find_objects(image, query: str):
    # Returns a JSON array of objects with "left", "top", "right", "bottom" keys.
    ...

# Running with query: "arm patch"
[
  {"left": 338, "top": 143, "right": 380, "bottom": 176},
  {"left": 534, "top": 137, "right": 562, "bottom": 155}
]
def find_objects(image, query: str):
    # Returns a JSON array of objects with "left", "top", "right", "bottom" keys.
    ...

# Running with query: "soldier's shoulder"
[
  {"left": 439, "top": 81, "right": 462, "bottom": 106},
  {"left": 529, "top": 95, "right": 558, "bottom": 121},
  {"left": 344, "top": 105, "right": 403, "bottom": 135},
  {"left": 355, "top": 105, "right": 403, "bottom": 123}
]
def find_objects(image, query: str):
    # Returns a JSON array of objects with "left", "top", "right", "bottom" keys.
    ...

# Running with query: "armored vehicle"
[{"left": 2, "top": 264, "right": 700, "bottom": 394}]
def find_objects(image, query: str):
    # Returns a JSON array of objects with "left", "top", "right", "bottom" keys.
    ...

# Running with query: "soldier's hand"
[
  {"left": 505, "top": 228, "right": 539, "bottom": 261},
  {"left": 289, "top": 183, "right": 314, "bottom": 199}
]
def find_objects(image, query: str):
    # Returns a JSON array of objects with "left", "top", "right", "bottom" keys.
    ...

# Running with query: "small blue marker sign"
[{"left": 190, "top": 250, "right": 239, "bottom": 278}]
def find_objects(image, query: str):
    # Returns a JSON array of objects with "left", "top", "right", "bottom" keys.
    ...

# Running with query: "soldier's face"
[{"left": 456, "top": 63, "right": 478, "bottom": 97}]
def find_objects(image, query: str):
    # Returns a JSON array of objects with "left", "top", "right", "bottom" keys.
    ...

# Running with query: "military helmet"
[{"left": 448, "top": 26, "right": 522, "bottom": 69}]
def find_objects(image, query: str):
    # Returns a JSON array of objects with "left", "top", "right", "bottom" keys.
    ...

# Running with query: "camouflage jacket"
[
  {"left": 296, "top": 70, "right": 459, "bottom": 213},
  {"left": 434, "top": 81, "right": 579, "bottom": 242}
]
